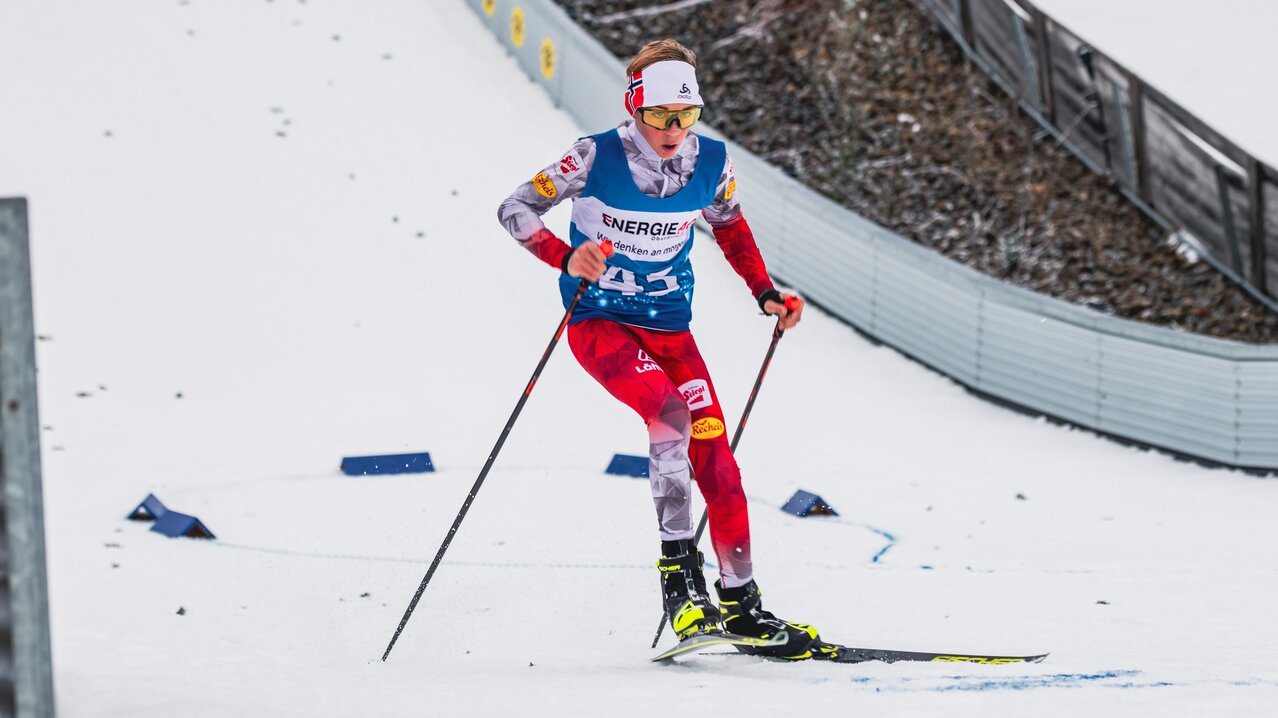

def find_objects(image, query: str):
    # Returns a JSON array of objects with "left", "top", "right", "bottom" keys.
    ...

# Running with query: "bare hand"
[
  {"left": 763, "top": 293, "right": 804, "bottom": 330},
  {"left": 567, "top": 242, "right": 608, "bottom": 282}
]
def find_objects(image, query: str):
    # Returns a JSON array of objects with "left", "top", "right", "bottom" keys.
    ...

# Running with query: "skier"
[{"left": 498, "top": 39, "right": 819, "bottom": 659}]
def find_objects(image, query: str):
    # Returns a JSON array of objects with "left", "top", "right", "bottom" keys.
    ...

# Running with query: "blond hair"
[{"left": 627, "top": 39, "right": 697, "bottom": 77}]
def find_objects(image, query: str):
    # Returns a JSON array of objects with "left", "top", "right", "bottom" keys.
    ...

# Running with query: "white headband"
[{"left": 624, "top": 60, "right": 703, "bottom": 114}]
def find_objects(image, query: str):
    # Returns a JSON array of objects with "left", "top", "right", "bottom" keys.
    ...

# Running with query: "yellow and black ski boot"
[
  {"left": 657, "top": 540, "right": 721, "bottom": 639},
  {"left": 714, "top": 579, "right": 820, "bottom": 660}
]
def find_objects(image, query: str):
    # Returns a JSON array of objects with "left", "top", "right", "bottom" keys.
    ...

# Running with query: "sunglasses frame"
[{"left": 637, "top": 106, "right": 703, "bottom": 131}]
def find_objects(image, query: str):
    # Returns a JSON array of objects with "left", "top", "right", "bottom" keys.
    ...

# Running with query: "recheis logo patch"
[
  {"left": 678, "top": 379, "right": 712, "bottom": 410},
  {"left": 691, "top": 417, "right": 724, "bottom": 440},
  {"left": 532, "top": 172, "right": 556, "bottom": 199},
  {"left": 724, "top": 179, "right": 736, "bottom": 201}
]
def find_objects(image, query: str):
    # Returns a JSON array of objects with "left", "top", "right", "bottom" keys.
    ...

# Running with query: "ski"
[
  {"left": 811, "top": 640, "right": 1048, "bottom": 665},
  {"left": 651, "top": 631, "right": 788, "bottom": 662}
]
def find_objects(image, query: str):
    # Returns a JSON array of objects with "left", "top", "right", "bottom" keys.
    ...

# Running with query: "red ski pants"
[{"left": 567, "top": 318, "right": 752, "bottom": 587}]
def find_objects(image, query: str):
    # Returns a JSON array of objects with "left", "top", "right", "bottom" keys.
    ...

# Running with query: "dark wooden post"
[
  {"left": 1076, "top": 44, "right": 1112, "bottom": 172},
  {"left": 958, "top": 0, "right": 974, "bottom": 46},
  {"left": 1248, "top": 160, "right": 1270, "bottom": 295},
  {"left": 1215, "top": 165, "right": 1243, "bottom": 275},
  {"left": 1032, "top": 7, "right": 1055, "bottom": 124},
  {"left": 1126, "top": 74, "right": 1150, "bottom": 202}
]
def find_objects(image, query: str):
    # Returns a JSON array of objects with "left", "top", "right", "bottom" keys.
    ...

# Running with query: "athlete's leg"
[
  {"left": 640, "top": 332, "right": 819, "bottom": 658},
  {"left": 639, "top": 329, "right": 752, "bottom": 589},
  {"left": 567, "top": 319, "right": 693, "bottom": 540}
]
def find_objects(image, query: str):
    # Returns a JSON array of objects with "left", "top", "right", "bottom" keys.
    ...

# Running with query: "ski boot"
[
  {"left": 657, "top": 540, "right": 721, "bottom": 639},
  {"left": 714, "top": 579, "right": 820, "bottom": 660}
]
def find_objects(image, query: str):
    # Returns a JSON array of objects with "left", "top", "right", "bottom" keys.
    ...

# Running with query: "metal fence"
[
  {"left": 920, "top": 0, "right": 1278, "bottom": 308},
  {"left": 0, "top": 198, "right": 56, "bottom": 718},
  {"left": 464, "top": 0, "right": 1278, "bottom": 472}
]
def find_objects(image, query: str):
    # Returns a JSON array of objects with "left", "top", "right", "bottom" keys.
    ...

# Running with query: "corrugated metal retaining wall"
[{"left": 464, "top": 0, "right": 1278, "bottom": 472}]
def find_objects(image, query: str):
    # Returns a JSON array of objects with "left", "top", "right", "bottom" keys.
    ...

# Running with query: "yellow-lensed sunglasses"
[{"left": 638, "top": 106, "right": 703, "bottom": 130}]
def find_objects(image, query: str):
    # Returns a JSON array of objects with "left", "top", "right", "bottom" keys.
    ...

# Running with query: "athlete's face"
[{"left": 634, "top": 103, "right": 694, "bottom": 159}]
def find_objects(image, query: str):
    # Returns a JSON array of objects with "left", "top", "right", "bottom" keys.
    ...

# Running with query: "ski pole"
[
  {"left": 650, "top": 295, "right": 800, "bottom": 648},
  {"left": 382, "top": 242, "right": 611, "bottom": 662}
]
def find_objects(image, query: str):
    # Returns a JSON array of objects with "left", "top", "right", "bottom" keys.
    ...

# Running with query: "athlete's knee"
[{"left": 649, "top": 391, "right": 691, "bottom": 444}]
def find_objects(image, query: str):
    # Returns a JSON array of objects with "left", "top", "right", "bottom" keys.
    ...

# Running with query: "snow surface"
[
  {"left": 2, "top": 1, "right": 1277, "bottom": 716},
  {"left": 1031, "top": 0, "right": 1278, "bottom": 168}
]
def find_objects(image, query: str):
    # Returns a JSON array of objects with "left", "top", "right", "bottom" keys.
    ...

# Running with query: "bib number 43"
[{"left": 599, "top": 266, "right": 679, "bottom": 297}]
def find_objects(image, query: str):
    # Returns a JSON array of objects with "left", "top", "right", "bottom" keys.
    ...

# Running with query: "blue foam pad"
[
  {"left": 150, "top": 511, "right": 215, "bottom": 539},
  {"left": 127, "top": 493, "right": 169, "bottom": 521},
  {"left": 605, "top": 454, "right": 649, "bottom": 478},
  {"left": 341, "top": 451, "right": 435, "bottom": 476},
  {"left": 781, "top": 489, "right": 838, "bottom": 517}
]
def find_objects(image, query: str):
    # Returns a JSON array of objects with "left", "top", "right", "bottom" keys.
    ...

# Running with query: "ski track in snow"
[{"left": 835, "top": 670, "right": 1278, "bottom": 693}]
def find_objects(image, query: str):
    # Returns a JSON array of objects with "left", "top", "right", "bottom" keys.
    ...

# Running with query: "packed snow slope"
[{"left": 1, "top": 1, "right": 1276, "bottom": 716}]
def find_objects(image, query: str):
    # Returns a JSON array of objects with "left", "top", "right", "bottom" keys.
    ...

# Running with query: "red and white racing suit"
[{"left": 499, "top": 119, "right": 777, "bottom": 588}]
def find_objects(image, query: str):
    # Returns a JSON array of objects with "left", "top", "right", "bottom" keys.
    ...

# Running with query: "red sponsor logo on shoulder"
[{"left": 559, "top": 154, "right": 581, "bottom": 174}]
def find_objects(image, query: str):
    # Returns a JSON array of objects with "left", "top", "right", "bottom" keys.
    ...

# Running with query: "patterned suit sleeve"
[
  {"left": 701, "top": 150, "right": 742, "bottom": 228},
  {"left": 497, "top": 138, "right": 596, "bottom": 270},
  {"left": 704, "top": 151, "right": 774, "bottom": 299}
]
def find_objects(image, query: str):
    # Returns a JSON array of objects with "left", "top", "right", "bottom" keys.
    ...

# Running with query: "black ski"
[{"left": 811, "top": 640, "right": 1048, "bottom": 665}]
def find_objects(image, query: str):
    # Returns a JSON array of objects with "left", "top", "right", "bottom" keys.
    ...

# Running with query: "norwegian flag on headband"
[{"left": 624, "top": 71, "right": 645, "bottom": 115}]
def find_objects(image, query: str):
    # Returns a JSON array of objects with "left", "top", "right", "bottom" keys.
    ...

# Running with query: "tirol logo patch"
[
  {"left": 532, "top": 172, "right": 556, "bottom": 199},
  {"left": 678, "top": 379, "right": 712, "bottom": 410},
  {"left": 691, "top": 417, "right": 725, "bottom": 440}
]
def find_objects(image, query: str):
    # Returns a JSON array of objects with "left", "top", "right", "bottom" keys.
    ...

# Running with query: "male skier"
[{"left": 498, "top": 39, "right": 819, "bottom": 659}]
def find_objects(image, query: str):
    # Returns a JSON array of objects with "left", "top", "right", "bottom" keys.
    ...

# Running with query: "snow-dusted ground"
[
  {"left": 1032, "top": 0, "right": 1278, "bottom": 167},
  {"left": 2, "top": 1, "right": 1277, "bottom": 716}
]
